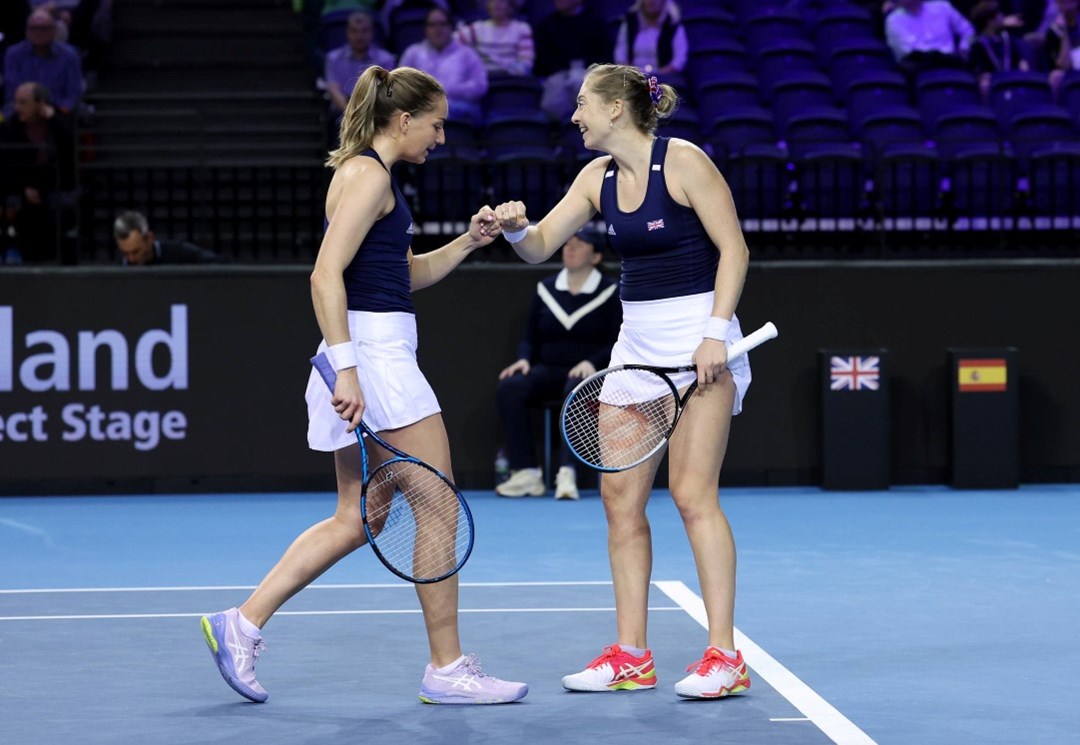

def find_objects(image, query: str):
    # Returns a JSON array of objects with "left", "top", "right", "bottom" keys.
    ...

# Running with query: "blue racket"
[{"left": 311, "top": 352, "right": 474, "bottom": 584}]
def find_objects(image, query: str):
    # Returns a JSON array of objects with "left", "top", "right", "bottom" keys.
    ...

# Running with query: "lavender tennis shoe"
[
  {"left": 419, "top": 654, "right": 528, "bottom": 704},
  {"left": 201, "top": 608, "right": 268, "bottom": 703}
]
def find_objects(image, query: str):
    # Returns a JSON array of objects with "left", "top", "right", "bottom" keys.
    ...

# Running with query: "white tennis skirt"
[
  {"left": 608, "top": 291, "right": 752, "bottom": 416},
  {"left": 306, "top": 311, "right": 441, "bottom": 452}
]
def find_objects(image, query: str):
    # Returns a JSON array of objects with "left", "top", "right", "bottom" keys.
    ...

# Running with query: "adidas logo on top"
[{"left": 607, "top": 224, "right": 616, "bottom": 236}]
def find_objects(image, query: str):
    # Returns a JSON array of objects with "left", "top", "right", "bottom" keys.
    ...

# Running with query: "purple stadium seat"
[
  {"left": 766, "top": 72, "right": 835, "bottom": 124},
  {"left": 844, "top": 75, "right": 911, "bottom": 122},
  {"left": 989, "top": 71, "right": 1055, "bottom": 127},
  {"left": 702, "top": 106, "right": 778, "bottom": 159},
  {"left": 696, "top": 73, "right": 762, "bottom": 123}
]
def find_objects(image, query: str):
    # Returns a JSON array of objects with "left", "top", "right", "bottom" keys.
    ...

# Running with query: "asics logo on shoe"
[
  {"left": 612, "top": 661, "right": 653, "bottom": 682},
  {"left": 430, "top": 673, "right": 483, "bottom": 691},
  {"left": 226, "top": 621, "right": 250, "bottom": 667}
]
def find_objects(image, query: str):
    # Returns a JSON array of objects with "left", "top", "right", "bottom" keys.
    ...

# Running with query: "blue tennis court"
[{"left": 2, "top": 485, "right": 1078, "bottom": 744}]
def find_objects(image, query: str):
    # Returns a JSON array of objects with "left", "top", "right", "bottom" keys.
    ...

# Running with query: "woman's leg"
[
  {"left": 376, "top": 413, "right": 463, "bottom": 667},
  {"left": 666, "top": 372, "right": 737, "bottom": 650},
  {"left": 601, "top": 452, "right": 664, "bottom": 649},
  {"left": 240, "top": 444, "right": 371, "bottom": 628}
]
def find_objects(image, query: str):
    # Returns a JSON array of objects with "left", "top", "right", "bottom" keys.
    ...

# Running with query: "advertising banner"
[{"left": 0, "top": 268, "right": 328, "bottom": 494}]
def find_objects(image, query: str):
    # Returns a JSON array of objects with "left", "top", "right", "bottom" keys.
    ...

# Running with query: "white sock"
[
  {"left": 435, "top": 655, "right": 467, "bottom": 674},
  {"left": 712, "top": 646, "right": 737, "bottom": 660},
  {"left": 235, "top": 608, "right": 262, "bottom": 639},
  {"left": 620, "top": 645, "right": 647, "bottom": 658}
]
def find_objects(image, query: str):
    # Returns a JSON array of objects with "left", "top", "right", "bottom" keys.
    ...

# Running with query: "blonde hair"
[
  {"left": 584, "top": 64, "right": 679, "bottom": 135},
  {"left": 326, "top": 66, "right": 446, "bottom": 169}
]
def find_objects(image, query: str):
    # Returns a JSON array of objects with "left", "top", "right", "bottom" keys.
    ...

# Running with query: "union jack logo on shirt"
[
  {"left": 830, "top": 356, "right": 880, "bottom": 391},
  {"left": 647, "top": 219, "right": 665, "bottom": 231}
]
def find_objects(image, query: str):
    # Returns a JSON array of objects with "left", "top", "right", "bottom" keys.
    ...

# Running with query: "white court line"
[
  {"left": 0, "top": 607, "right": 683, "bottom": 622},
  {"left": 0, "top": 580, "right": 617, "bottom": 594},
  {"left": 654, "top": 580, "right": 877, "bottom": 745}
]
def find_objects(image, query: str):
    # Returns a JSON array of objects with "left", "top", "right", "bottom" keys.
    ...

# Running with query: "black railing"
[{"left": 5, "top": 144, "right": 1080, "bottom": 264}]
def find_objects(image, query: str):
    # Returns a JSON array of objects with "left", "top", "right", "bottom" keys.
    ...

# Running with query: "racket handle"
[
  {"left": 727, "top": 321, "right": 778, "bottom": 361},
  {"left": 311, "top": 352, "right": 338, "bottom": 392}
]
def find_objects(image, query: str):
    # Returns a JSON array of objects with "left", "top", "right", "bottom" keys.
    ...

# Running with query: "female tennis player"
[
  {"left": 483, "top": 64, "right": 753, "bottom": 699},
  {"left": 200, "top": 65, "right": 527, "bottom": 706}
]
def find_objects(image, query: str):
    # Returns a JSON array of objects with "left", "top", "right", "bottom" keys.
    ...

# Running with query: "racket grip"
[
  {"left": 311, "top": 352, "right": 338, "bottom": 392},
  {"left": 726, "top": 321, "right": 778, "bottom": 361}
]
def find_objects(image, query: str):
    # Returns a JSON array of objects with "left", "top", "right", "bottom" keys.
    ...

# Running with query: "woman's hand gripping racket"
[
  {"left": 311, "top": 353, "right": 474, "bottom": 584},
  {"left": 561, "top": 322, "right": 779, "bottom": 472}
]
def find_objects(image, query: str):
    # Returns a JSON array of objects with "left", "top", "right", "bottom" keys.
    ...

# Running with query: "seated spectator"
[
  {"left": 456, "top": 0, "right": 534, "bottom": 77},
  {"left": 970, "top": 0, "right": 1031, "bottom": 97},
  {"left": 494, "top": 227, "right": 620, "bottom": 500},
  {"left": 3, "top": 10, "right": 82, "bottom": 116},
  {"left": 614, "top": 0, "right": 688, "bottom": 82},
  {"left": 113, "top": 211, "right": 222, "bottom": 265},
  {"left": 533, "top": 0, "right": 611, "bottom": 121},
  {"left": 399, "top": 6, "right": 488, "bottom": 125},
  {"left": 885, "top": 0, "right": 976, "bottom": 73},
  {"left": 0, "top": 81, "right": 74, "bottom": 264},
  {"left": 325, "top": 11, "right": 395, "bottom": 116},
  {"left": 1045, "top": 0, "right": 1080, "bottom": 93}
]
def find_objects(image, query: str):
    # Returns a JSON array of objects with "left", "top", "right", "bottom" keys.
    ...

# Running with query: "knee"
[
  {"left": 669, "top": 484, "right": 718, "bottom": 525},
  {"left": 333, "top": 509, "right": 367, "bottom": 550},
  {"left": 601, "top": 487, "right": 648, "bottom": 529},
  {"left": 496, "top": 375, "right": 529, "bottom": 405}
]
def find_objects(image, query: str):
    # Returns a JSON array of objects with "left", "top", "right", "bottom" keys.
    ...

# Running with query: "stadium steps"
[{"left": 86, "top": 0, "right": 324, "bottom": 163}]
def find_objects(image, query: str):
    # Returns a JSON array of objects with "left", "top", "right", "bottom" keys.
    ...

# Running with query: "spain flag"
[{"left": 958, "top": 358, "right": 1007, "bottom": 393}]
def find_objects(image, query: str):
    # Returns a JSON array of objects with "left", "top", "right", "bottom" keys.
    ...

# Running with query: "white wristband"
[
  {"left": 503, "top": 226, "right": 529, "bottom": 244},
  {"left": 703, "top": 317, "right": 731, "bottom": 342},
  {"left": 326, "top": 341, "right": 358, "bottom": 371}
]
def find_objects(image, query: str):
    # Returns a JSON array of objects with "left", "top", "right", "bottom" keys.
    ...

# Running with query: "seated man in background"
[
  {"left": 969, "top": 1, "right": 1031, "bottom": 98},
  {"left": 495, "top": 227, "right": 621, "bottom": 500},
  {"left": 113, "top": 211, "right": 221, "bottom": 265},
  {"left": 0, "top": 81, "right": 74, "bottom": 264},
  {"left": 533, "top": 0, "right": 610, "bottom": 121},
  {"left": 885, "top": 0, "right": 976, "bottom": 73},
  {"left": 399, "top": 6, "right": 488, "bottom": 125},
  {"left": 614, "top": 0, "right": 688, "bottom": 86},
  {"left": 325, "top": 11, "right": 394, "bottom": 118},
  {"left": 3, "top": 9, "right": 82, "bottom": 116}
]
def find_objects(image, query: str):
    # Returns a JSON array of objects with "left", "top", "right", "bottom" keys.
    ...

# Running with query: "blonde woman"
[
  {"left": 487, "top": 64, "right": 753, "bottom": 700},
  {"left": 200, "top": 65, "right": 527, "bottom": 706}
]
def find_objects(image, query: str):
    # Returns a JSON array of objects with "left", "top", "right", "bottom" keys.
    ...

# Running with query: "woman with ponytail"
[
  {"left": 487, "top": 64, "right": 754, "bottom": 700},
  {"left": 200, "top": 65, "right": 527, "bottom": 706}
]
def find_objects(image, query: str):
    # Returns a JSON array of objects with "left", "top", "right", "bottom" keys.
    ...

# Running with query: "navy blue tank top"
[
  {"left": 336, "top": 148, "right": 415, "bottom": 313},
  {"left": 599, "top": 137, "right": 719, "bottom": 302}
]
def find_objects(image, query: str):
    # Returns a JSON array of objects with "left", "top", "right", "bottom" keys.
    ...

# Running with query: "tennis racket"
[
  {"left": 561, "top": 321, "right": 779, "bottom": 472},
  {"left": 311, "top": 352, "right": 474, "bottom": 584}
]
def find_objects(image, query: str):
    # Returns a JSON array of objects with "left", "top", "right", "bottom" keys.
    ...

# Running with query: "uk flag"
[
  {"left": 647, "top": 218, "right": 665, "bottom": 231},
  {"left": 830, "top": 356, "right": 880, "bottom": 391}
]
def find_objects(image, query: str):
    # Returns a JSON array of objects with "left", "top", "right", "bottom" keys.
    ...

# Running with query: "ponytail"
[{"left": 326, "top": 66, "right": 446, "bottom": 169}]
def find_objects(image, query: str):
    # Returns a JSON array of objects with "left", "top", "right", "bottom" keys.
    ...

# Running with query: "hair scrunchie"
[{"left": 647, "top": 75, "right": 662, "bottom": 108}]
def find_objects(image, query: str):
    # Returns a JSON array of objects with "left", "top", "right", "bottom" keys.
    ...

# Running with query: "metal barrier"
[{"left": 7, "top": 144, "right": 1079, "bottom": 263}]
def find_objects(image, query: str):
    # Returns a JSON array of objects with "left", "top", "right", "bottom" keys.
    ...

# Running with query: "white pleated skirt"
[
  {"left": 305, "top": 311, "right": 441, "bottom": 452},
  {"left": 608, "top": 291, "right": 753, "bottom": 415}
]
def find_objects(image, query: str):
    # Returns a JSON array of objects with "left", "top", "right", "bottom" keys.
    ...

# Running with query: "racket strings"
[
  {"left": 365, "top": 461, "right": 471, "bottom": 581},
  {"left": 564, "top": 369, "right": 678, "bottom": 469}
]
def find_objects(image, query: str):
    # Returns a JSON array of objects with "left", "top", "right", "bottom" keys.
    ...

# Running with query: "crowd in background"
[{"left": 3, "top": 0, "right": 1080, "bottom": 264}]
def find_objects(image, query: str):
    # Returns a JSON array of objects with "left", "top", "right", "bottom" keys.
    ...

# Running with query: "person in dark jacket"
[
  {"left": 113, "top": 211, "right": 221, "bottom": 265},
  {"left": 495, "top": 226, "right": 621, "bottom": 500}
]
